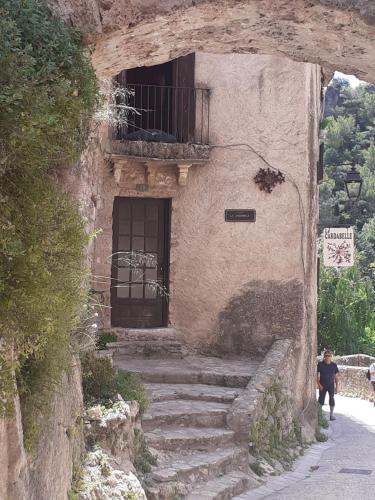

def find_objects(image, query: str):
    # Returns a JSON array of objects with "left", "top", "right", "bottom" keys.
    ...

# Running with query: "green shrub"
[
  {"left": 81, "top": 354, "right": 116, "bottom": 405},
  {"left": 116, "top": 371, "right": 148, "bottom": 416},
  {"left": 96, "top": 331, "right": 118, "bottom": 350},
  {"left": 81, "top": 353, "right": 148, "bottom": 415},
  {"left": 0, "top": 0, "right": 99, "bottom": 446}
]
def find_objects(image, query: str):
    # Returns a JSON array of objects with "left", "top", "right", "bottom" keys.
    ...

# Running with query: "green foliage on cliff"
[{"left": 0, "top": 0, "right": 99, "bottom": 437}]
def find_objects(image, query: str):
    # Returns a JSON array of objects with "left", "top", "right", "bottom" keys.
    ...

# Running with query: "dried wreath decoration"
[{"left": 254, "top": 167, "right": 285, "bottom": 193}]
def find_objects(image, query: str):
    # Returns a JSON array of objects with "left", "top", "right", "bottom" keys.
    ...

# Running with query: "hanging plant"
[{"left": 254, "top": 168, "right": 285, "bottom": 193}]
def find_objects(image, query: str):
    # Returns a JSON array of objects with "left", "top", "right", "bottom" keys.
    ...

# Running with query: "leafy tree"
[
  {"left": 318, "top": 77, "right": 375, "bottom": 355},
  {"left": 320, "top": 80, "right": 375, "bottom": 232},
  {"left": 318, "top": 262, "right": 375, "bottom": 356}
]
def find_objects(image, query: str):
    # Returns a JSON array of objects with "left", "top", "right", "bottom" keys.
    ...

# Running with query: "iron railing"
[{"left": 116, "top": 83, "right": 210, "bottom": 145}]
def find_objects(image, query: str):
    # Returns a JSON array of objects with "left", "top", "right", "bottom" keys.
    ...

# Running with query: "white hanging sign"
[{"left": 323, "top": 227, "right": 354, "bottom": 267}]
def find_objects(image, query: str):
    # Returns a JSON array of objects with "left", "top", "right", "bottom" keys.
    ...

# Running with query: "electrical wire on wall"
[{"left": 210, "top": 142, "right": 315, "bottom": 424}]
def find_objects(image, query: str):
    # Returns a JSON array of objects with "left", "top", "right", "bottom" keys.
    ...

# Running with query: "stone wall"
[
  {"left": 338, "top": 365, "right": 375, "bottom": 401},
  {"left": 335, "top": 354, "right": 375, "bottom": 367},
  {"left": 228, "top": 338, "right": 315, "bottom": 462}
]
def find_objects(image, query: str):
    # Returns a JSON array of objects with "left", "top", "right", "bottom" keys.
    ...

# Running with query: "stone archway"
[{"left": 49, "top": 0, "right": 375, "bottom": 80}]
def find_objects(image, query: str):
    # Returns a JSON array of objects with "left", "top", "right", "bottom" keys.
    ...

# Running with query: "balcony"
[{"left": 107, "top": 83, "right": 210, "bottom": 189}]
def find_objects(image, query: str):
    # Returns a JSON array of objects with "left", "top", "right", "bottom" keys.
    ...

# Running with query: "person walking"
[
  {"left": 317, "top": 350, "right": 339, "bottom": 421},
  {"left": 369, "top": 360, "right": 375, "bottom": 406}
]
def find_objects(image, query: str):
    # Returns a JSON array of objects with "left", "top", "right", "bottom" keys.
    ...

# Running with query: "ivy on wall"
[{"left": 0, "top": 0, "right": 99, "bottom": 445}]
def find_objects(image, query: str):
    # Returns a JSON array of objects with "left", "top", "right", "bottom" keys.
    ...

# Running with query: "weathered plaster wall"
[
  {"left": 91, "top": 54, "right": 320, "bottom": 362},
  {"left": 170, "top": 53, "right": 319, "bottom": 357},
  {"left": 48, "top": 0, "right": 375, "bottom": 83}
]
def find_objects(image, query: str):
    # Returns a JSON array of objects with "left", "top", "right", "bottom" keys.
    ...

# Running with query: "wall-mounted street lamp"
[
  {"left": 323, "top": 159, "right": 363, "bottom": 202},
  {"left": 344, "top": 164, "right": 363, "bottom": 201}
]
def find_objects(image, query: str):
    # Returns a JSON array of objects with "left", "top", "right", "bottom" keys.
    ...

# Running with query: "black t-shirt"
[{"left": 317, "top": 361, "right": 339, "bottom": 388}]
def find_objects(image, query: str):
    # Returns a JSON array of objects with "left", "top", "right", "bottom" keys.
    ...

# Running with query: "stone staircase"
[
  {"left": 106, "top": 328, "right": 185, "bottom": 358},
  {"left": 110, "top": 329, "right": 262, "bottom": 499}
]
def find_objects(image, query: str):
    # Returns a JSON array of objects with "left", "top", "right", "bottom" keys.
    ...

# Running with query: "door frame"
[{"left": 110, "top": 196, "right": 171, "bottom": 328}]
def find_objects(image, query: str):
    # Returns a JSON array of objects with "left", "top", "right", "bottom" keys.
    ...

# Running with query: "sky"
[{"left": 334, "top": 71, "right": 365, "bottom": 88}]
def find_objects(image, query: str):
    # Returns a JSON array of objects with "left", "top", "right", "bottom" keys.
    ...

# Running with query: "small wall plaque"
[
  {"left": 136, "top": 183, "right": 149, "bottom": 192},
  {"left": 225, "top": 209, "right": 256, "bottom": 222}
]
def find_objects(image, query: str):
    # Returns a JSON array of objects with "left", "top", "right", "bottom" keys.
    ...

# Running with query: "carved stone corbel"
[
  {"left": 177, "top": 164, "right": 192, "bottom": 186},
  {"left": 145, "top": 162, "right": 158, "bottom": 187},
  {"left": 113, "top": 163, "right": 122, "bottom": 184}
]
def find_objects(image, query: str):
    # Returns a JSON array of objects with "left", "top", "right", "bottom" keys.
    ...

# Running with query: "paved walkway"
[{"left": 235, "top": 395, "right": 375, "bottom": 499}]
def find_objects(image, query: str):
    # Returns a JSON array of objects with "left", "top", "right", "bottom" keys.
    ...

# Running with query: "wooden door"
[{"left": 111, "top": 197, "right": 170, "bottom": 328}]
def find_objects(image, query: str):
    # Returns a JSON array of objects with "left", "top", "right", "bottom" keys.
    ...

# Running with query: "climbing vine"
[{"left": 0, "top": 0, "right": 99, "bottom": 444}]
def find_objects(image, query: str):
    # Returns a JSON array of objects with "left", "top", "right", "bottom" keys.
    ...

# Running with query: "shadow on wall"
[{"left": 216, "top": 280, "right": 304, "bottom": 356}]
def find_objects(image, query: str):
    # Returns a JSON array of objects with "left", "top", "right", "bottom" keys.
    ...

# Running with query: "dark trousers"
[{"left": 318, "top": 385, "right": 335, "bottom": 407}]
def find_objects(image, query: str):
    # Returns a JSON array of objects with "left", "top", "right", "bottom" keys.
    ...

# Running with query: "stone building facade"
[
  {"left": 0, "top": 50, "right": 322, "bottom": 500},
  {"left": 89, "top": 52, "right": 321, "bottom": 415}
]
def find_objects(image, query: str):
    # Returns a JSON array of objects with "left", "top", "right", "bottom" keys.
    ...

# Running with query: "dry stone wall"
[
  {"left": 338, "top": 365, "right": 375, "bottom": 401},
  {"left": 335, "top": 353, "right": 375, "bottom": 367}
]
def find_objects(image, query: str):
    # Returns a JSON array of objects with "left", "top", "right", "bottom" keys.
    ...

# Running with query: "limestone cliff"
[
  {"left": 0, "top": 357, "right": 84, "bottom": 500},
  {"left": 48, "top": 0, "right": 375, "bottom": 82}
]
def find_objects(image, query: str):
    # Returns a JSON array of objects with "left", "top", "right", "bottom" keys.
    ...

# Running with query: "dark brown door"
[{"left": 111, "top": 197, "right": 170, "bottom": 328}]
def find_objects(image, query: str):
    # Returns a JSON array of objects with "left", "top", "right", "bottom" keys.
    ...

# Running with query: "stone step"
[
  {"left": 142, "top": 400, "right": 231, "bottom": 431},
  {"left": 145, "top": 427, "right": 235, "bottom": 451},
  {"left": 107, "top": 340, "right": 184, "bottom": 358},
  {"left": 114, "top": 356, "right": 256, "bottom": 387},
  {"left": 110, "top": 327, "right": 178, "bottom": 342},
  {"left": 146, "top": 383, "right": 242, "bottom": 403},
  {"left": 186, "top": 470, "right": 253, "bottom": 500},
  {"left": 149, "top": 447, "right": 248, "bottom": 486}
]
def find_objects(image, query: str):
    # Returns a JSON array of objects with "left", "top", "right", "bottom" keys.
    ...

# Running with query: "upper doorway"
[
  {"left": 111, "top": 197, "right": 170, "bottom": 328},
  {"left": 116, "top": 53, "right": 196, "bottom": 143}
]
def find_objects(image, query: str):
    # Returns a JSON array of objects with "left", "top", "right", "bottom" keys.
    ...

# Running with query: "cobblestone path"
[{"left": 235, "top": 395, "right": 375, "bottom": 499}]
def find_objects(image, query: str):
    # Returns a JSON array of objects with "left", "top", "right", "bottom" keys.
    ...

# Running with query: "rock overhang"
[{"left": 48, "top": 0, "right": 375, "bottom": 82}]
